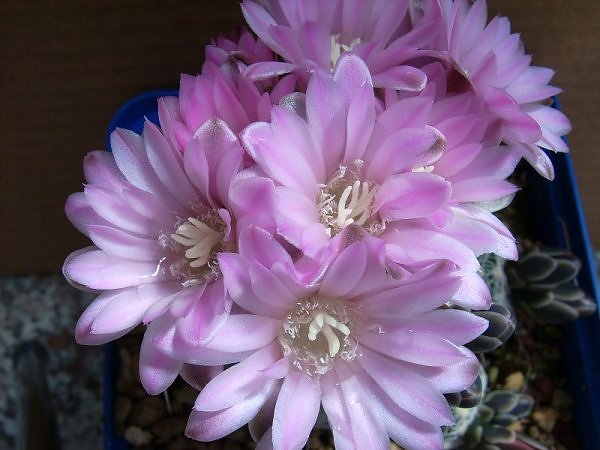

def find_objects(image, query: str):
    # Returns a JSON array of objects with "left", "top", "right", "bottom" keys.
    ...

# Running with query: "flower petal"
[
  {"left": 334, "top": 54, "right": 376, "bottom": 164},
  {"left": 453, "top": 271, "right": 493, "bottom": 310},
  {"left": 242, "top": 119, "right": 319, "bottom": 196},
  {"left": 331, "top": 363, "right": 391, "bottom": 450},
  {"left": 182, "top": 136, "right": 211, "bottom": 204},
  {"left": 205, "top": 314, "right": 279, "bottom": 353},
  {"left": 172, "top": 281, "right": 232, "bottom": 352},
  {"left": 319, "top": 241, "right": 367, "bottom": 298},
  {"left": 74, "top": 288, "right": 138, "bottom": 345},
  {"left": 143, "top": 120, "right": 198, "bottom": 206},
  {"left": 451, "top": 177, "right": 518, "bottom": 203},
  {"left": 65, "top": 192, "right": 110, "bottom": 237},
  {"left": 186, "top": 380, "right": 277, "bottom": 442},
  {"left": 272, "top": 368, "right": 321, "bottom": 450},
  {"left": 398, "top": 348, "right": 480, "bottom": 393},
  {"left": 365, "top": 126, "right": 447, "bottom": 181},
  {"left": 83, "top": 150, "right": 126, "bottom": 189},
  {"left": 244, "top": 61, "right": 298, "bottom": 80},
  {"left": 357, "top": 348, "right": 454, "bottom": 425},
  {"left": 446, "top": 205, "right": 518, "bottom": 260},
  {"left": 377, "top": 309, "right": 489, "bottom": 346},
  {"left": 110, "top": 127, "right": 169, "bottom": 198},
  {"left": 375, "top": 172, "right": 451, "bottom": 221},
  {"left": 372, "top": 65, "right": 427, "bottom": 92},
  {"left": 63, "top": 247, "right": 162, "bottom": 290},
  {"left": 383, "top": 223, "right": 480, "bottom": 271},
  {"left": 274, "top": 186, "right": 319, "bottom": 249},
  {"left": 230, "top": 175, "right": 278, "bottom": 233},
  {"left": 84, "top": 185, "right": 157, "bottom": 236},
  {"left": 361, "top": 331, "right": 472, "bottom": 367},
  {"left": 305, "top": 68, "right": 347, "bottom": 173},
  {"left": 87, "top": 225, "right": 163, "bottom": 261},
  {"left": 219, "top": 253, "right": 288, "bottom": 318},
  {"left": 139, "top": 333, "right": 182, "bottom": 395},
  {"left": 238, "top": 225, "right": 295, "bottom": 270},
  {"left": 375, "top": 382, "right": 444, "bottom": 450},
  {"left": 357, "top": 261, "right": 461, "bottom": 317},
  {"left": 196, "top": 342, "right": 282, "bottom": 412},
  {"left": 190, "top": 118, "right": 242, "bottom": 205},
  {"left": 90, "top": 287, "right": 155, "bottom": 335}
]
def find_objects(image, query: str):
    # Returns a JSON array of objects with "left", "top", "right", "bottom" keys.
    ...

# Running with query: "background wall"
[{"left": 1, "top": 0, "right": 598, "bottom": 274}]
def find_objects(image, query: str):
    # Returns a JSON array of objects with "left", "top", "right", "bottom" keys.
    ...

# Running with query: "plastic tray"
[{"left": 103, "top": 93, "right": 600, "bottom": 449}]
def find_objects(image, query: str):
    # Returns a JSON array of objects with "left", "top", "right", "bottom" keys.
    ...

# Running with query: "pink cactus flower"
[
  {"left": 63, "top": 117, "right": 276, "bottom": 393},
  {"left": 177, "top": 226, "right": 486, "bottom": 450},
  {"left": 433, "top": 0, "right": 571, "bottom": 179},
  {"left": 241, "top": 53, "right": 515, "bottom": 309},
  {"left": 158, "top": 30, "right": 298, "bottom": 155},
  {"left": 241, "top": 0, "right": 443, "bottom": 91}
]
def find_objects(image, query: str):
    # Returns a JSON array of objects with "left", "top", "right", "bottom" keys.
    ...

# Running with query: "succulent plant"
[
  {"left": 447, "top": 390, "right": 537, "bottom": 450},
  {"left": 446, "top": 367, "right": 485, "bottom": 409},
  {"left": 468, "top": 254, "right": 516, "bottom": 354},
  {"left": 506, "top": 246, "right": 597, "bottom": 324}
]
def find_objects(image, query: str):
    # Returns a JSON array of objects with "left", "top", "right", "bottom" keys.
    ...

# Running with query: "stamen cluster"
[
  {"left": 317, "top": 163, "right": 382, "bottom": 237},
  {"left": 279, "top": 297, "right": 357, "bottom": 376}
]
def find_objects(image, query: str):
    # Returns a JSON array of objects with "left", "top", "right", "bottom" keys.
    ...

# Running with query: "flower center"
[
  {"left": 317, "top": 162, "right": 383, "bottom": 237},
  {"left": 159, "top": 210, "right": 227, "bottom": 287},
  {"left": 279, "top": 298, "right": 357, "bottom": 377},
  {"left": 171, "top": 217, "right": 224, "bottom": 268},
  {"left": 330, "top": 35, "right": 362, "bottom": 68},
  {"left": 307, "top": 311, "right": 351, "bottom": 358}
]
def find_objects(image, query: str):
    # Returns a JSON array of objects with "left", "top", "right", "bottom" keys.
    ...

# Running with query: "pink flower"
[
  {"left": 181, "top": 226, "right": 486, "bottom": 450},
  {"left": 241, "top": 0, "right": 441, "bottom": 91},
  {"left": 204, "top": 27, "right": 276, "bottom": 73},
  {"left": 433, "top": 0, "right": 571, "bottom": 179},
  {"left": 241, "top": 53, "right": 515, "bottom": 309},
  {"left": 157, "top": 29, "right": 298, "bottom": 154},
  {"left": 63, "top": 118, "right": 276, "bottom": 393}
]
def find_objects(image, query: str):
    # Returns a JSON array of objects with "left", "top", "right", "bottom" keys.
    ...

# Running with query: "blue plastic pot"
[{"left": 103, "top": 92, "right": 600, "bottom": 449}]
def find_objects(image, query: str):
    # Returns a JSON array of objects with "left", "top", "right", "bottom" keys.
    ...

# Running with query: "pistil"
[
  {"left": 171, "top": 217, "right": 225, "bottom": 268},
  {"left": 335, "top": 180, "right": 377, "bottom": 229},
  {"left": 307, "top": 312, "right": 351, "bottom": 358},
  {"left": 330, "top": 35, "right": 362, "bottom": 68},
  {"left": 318, "top": 163, "right": 381, "bottom": 237},
  {"left": 279, "top": 298, "right": 357, "bottom": 376}
]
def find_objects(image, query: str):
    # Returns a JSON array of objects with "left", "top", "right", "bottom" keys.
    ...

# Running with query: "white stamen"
[
  {"left": 412, "top": 165, "right": 434, "bottom": 173},
  {"left": 330, "top": 35, "right": 362, "bottom": 68},
  {"left": 335, "top": 180, "right": 377, "bottom": 229},
  {"left": 171, "top": 217, "right": 224, "bottom": 268},
  {"left": 307, "top": 312, "right": 351, "bottom": 358}
]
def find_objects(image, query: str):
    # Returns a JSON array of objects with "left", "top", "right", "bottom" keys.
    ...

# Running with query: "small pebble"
[
  {"left": 532, "top": 407, "right": 559, "bottom": 432},
  {"left": 487, "top": 366, "right": 499, "bottom": 386},
  {"left": 124, "top": 426, "right": 153, "bottom": 445},
  {"left": 504, "top": 371, "right": 525, "bottom": 390},
  {"left": 507, "top": 421, "right": 524, "bottom": 433}
]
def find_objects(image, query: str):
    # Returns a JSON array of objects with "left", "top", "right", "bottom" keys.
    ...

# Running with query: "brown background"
[{"left": 1, "top": 1, "right": 599, "bottom": 274}]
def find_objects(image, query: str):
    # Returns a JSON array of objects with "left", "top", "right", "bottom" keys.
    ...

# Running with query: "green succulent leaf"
[{"left": 483, "top": 425, "right": 516, "bottom": 444}]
